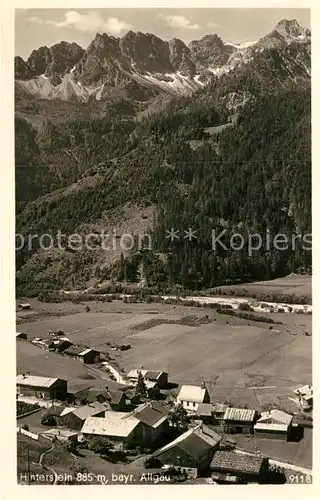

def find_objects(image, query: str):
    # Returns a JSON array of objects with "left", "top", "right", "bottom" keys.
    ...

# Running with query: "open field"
[
  {"left": 216, "top": 274, "right": 312, "bottom": 299},
  {"left": 17, "top": 300, "right": 312, "bottom": 403},
  {"left": 16, "top": 340, "right": 94, "bottom": 380}
]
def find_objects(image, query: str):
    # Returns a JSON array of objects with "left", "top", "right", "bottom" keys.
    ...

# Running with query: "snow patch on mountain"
[{"left": 225, "top": 40, "right": 258, "bottom": 49}]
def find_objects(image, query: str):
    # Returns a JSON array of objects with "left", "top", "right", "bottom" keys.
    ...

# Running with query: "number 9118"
[{"left": 288, "top": 474, "right": 312, "bottom": 484}]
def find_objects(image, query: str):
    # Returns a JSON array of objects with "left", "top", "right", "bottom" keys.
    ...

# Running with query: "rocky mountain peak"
[
  {"left": 15, "top": 41, "right": 84, "bottom": 81},
  {"left": 275, "top": 19, "right": 310, "bottom": 39},
  {"left": 119, "top": 30, "right": 173, "bottom": 73},
  {"left": 168, "top": 37, "right": 196, "bottom": 76},
  {"left": 14, "top": 21, "right": 311, "bottom": 102},
  {"left": 189, "top": 33, "right": 235, "bottom": 69}
]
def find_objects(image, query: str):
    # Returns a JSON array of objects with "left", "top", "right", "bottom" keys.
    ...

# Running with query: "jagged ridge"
[{"left": 15, "top": 19, "right": 310, "bottom": 102}]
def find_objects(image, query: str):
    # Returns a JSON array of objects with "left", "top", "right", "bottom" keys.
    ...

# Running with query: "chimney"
[{"left": 201, "top": 381, "right": 206, "bottom": 389}]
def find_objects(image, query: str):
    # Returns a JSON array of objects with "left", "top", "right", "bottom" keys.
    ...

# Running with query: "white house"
[
  {"left": 254, "top": 409, "right": 293, "bottom": 441},
  {"left": 294, "top": 385, "right": 313, "bottom": 410},
  {"left": 176, "top": 383, "right": 210, "bottom": 413}
]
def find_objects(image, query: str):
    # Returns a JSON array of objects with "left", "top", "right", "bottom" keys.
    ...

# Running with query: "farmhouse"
[
  {"left": 194, "top": 403, "right": 228, "bottom": 425},
  {"left": 194, "top": 404, "right": 214, "bottom": 424},
  {"left": 16, "top": 374, "right": 68, "bottom": 401},
  {"left": 144, "top": 380, "right": 161, "bottom": 398},
  {"left": 67, "top": 382, "right": 94, "bottom": 405},
  {"left": 16, "top": 332, "right": 27, "bottom": 340},
  {"left": 41, "top": 339, "right": 56, "bottom": 351},
  {"left": 254, "top": 409, "right": 293, "bottom": 441},
  {"left": 63, "top": 346, "right": 100, "bottom": 364},
  {"left": 223, "top": 407, "right": 258, "bottom": 434},
  {"left": 210, "top": 451, "right": 269, "bottom": 484},
  {"left": 61, "top": 401, "right": 108, "bottom": 430},
  {"left": 52, "top": 338, "right": 73, "bottom": 353},
  {"left": 152, "top": 424, "right": 221, "bottom": 477},
  {"left": 87, "top": 387, "right": 127, "bottom": 411},
  {"left": 131, "top": 402, "right": 170, "bottom": 443},
  {"left": 81, "top": 413, "right": 146, "bottom": 448},
  {"left": 176, "top": 383, "right": 210, "bottom": 413},
  {"left": 212, "top": 403, "right": 229, "bottom": 424},
  {"left": 18, "top": 303, "right": 31, "bottom": 310},
  {"left": 294, "top": 385, "right": 313, "bottom": 410},
  {"left": 105, "top": 389, "right": 127, "bottom": 411},
  {"left": 127, "top": 369, "right": 168, "bottom": 388}
]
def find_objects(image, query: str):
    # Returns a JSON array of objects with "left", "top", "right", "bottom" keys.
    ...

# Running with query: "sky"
[{"left": 15, "top": 8, "right": 310, "bottom": 59}]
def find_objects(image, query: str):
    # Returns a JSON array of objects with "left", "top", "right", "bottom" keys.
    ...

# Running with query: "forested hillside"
[{"left": 15, "top": 39, "right": 311, "bottom": 296}]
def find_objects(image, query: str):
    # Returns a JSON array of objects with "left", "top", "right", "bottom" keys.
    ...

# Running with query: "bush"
[
  {"left": 238, "top": 302, "right": 254, "bottom": 311},
  {"left": 89, "top": 436, "right": 113, "bottom": 454}
]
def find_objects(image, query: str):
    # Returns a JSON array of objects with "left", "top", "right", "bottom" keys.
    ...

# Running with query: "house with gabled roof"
[
  {"left": 81, "top": 412, "right": 148, "bottom": 449},
  {"left": 131, "top": 402, "right": 170, "bottom": 443},
  {"left": 63, "top": 345, "right": 100, "bottom": 364},
  {"left": 210, "top": 451, "right": 269, "bottom": 484},
  {"left": 16, "top": 374, "right": 67, "bottom": 401},
  {"left": 223, "top": 407, "right": 258, "bottom": 434},
  {"left": 254, "top": 409, "right": 293, "bottom": 441},
  {"left": 176, "top": 383, "right": 210, "bottom": 413},
  {"left": 152, "top": 424, "right": 221, "bottom": 477},
  {"left": 194, "top": 403, "right": 229, "bottom": 426},
  {"left": 16, "top": 332, "right": 27, "bottom": 340},
  {"left": 127, "top": 369, "right": 168, "bottom": 389},
  {"left": 61, "top": 401, "right": 109, "bottom": 430}
]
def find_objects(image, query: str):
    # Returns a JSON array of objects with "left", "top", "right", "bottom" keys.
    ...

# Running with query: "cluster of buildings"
[
  {"left": 16, "top": 371, "right": 271, "bottom": 483},
  {"left": 176, "top": 383, "right": 308, "bottom": 442},
  {"left": 16, "top": 368, "right": 312, "bottom": 484},
  {"left": 16, "top": 331, "right": 100, "bottom": 364},
  {"left": 16, "top": 373, "right": 171, "bottom": 448}
]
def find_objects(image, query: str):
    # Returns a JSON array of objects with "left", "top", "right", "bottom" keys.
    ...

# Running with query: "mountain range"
[
  {"left": 15, "top": 19, "right": 310, "bottom": 102},
  {"left": 15, "top": 19, "right": 311, "bottom": 297}
]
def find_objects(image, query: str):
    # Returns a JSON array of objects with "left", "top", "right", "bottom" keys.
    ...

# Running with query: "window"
[{"left": 193, "top": 402, "right": 196, "bottom": 407}]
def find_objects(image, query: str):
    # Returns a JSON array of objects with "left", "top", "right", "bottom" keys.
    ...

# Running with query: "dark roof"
[
  {"left": 196, "top": 403, "right": 213, "bottom": 417},
  {"left": 134, "top": 402, "right": 168, "bottom": 427},
  {"left": 210, "top": 451, "right": 265, "bottom": 475},
  {"left": 72, "top": 388, "right": 91, "bottom": 401},
  {"left": 85, "top": 387, "right": 124, "bottom": 405},
  {"left": 67, "top": 382, "right": 93, "bottom": 395},
  {"left": 55, "top": 339, "right": 73, "bottom": 348},
  {"left": 154, "top": 425, "right": 221, "bottom": 462},
  {"left": 145, "top": 370, "right": 163, "bottom": 380},
  {"left": 108, "top": 389, "right": 125, "bottom": 405}
]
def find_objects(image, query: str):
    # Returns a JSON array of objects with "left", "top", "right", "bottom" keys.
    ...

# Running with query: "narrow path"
[
  {"left": 38, "top": 444, "right": 59, "bottom": 484},
  {"left": 101, "top": 362, "right": 128, "bottom": 385}
]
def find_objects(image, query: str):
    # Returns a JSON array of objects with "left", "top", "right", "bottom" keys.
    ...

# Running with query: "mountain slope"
[{"left": 15, "top": 19, "right": 311, "bottom": 296}]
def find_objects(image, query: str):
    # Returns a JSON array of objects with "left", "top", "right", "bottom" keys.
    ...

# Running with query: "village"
[{"left": 16, "top": 319, "right": 313, "bottom": 486}]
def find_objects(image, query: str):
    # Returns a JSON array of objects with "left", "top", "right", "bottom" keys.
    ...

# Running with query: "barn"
[{"left": 16, "top": 374, "right": 67, "bottom": 401}]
